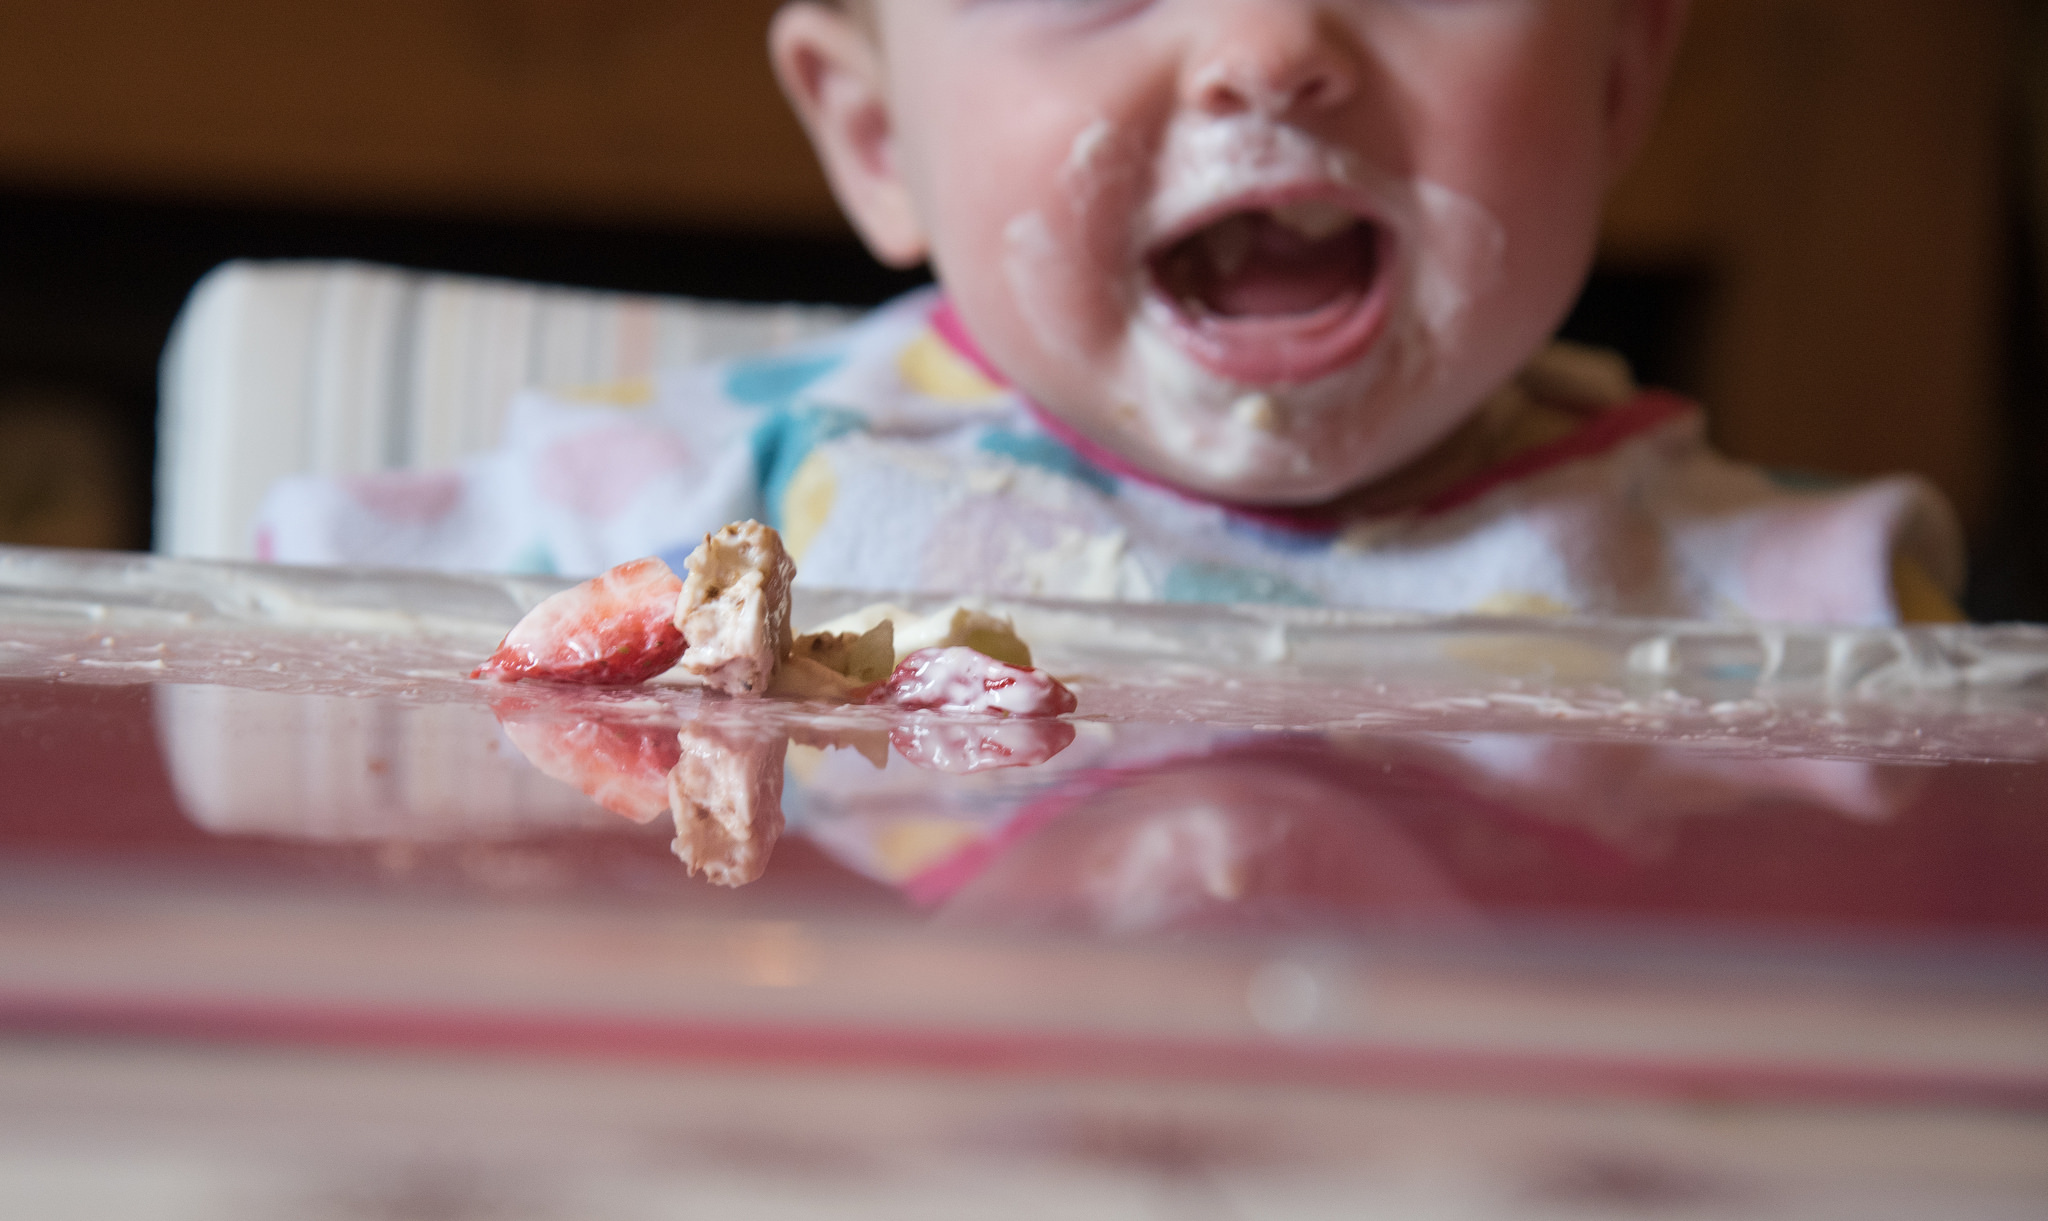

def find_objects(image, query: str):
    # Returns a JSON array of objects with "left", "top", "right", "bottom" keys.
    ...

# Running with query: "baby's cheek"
[
  {"left": 997, "top": 209, "right": 1098, "bottom": 364},
  {"left": 986, "top": 136, "right": 1151, "bottom": 388}
]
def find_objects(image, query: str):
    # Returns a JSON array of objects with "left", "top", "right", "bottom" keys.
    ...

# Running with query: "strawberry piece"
[
  {"left": 868, "top": 646, "right": 1077, "bottom": 717},
  {"left": 473, "top": 557, "right": 686, "bottom": 685}
]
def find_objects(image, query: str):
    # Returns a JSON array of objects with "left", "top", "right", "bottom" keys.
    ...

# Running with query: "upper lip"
[
  {"left": 1140, "top": 181, "right": 1383, "bottom": 264},
  {"left": 1132, "top": 177, "right": 1394, "bottom": 387}
]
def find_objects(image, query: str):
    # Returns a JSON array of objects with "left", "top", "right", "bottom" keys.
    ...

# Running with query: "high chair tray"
[{"left": 2, "top": 545, "right": 2044, "bottom": 1217}]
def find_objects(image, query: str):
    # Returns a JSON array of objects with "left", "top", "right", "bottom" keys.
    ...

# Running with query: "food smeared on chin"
[{"left": 472, "top": 557, "right": 686, "bottom": 685}]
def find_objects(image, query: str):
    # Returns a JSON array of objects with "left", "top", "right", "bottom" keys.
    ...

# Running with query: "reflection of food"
[
  {"left": 669, "top": 723, "right": 788, "bottom": 887},
  {"left": 675, "top": 521, "right": 797, "bottom": 696},
  {"left": 488, "top": 695, "right": 790, "bottom": 886},
  {"left": 870, "top": 647, "right": 1077, "bottom": 717},
  {"left": 490, "top": 696, "right": 680, "bottom": 823},
  {"left": 488, "top": 681, "right": 1077, "bottom": 888},
  {"left": 473, "top": 557, "right": 686, "bottom": 684},
  {"left": 890, "top": 717, "right": 1077, "bottom": 775}
]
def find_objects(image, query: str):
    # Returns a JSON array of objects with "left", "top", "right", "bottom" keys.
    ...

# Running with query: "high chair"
[{"left": 155, "top": 259, "right": 855, "bottom": 560}]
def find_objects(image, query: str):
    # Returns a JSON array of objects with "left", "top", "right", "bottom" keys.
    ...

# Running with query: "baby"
[{"left": 258, "top": 0, "right": 1962, "bottom": 625}]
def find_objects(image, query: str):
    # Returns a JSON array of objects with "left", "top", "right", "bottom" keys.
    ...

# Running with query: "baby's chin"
[
  {"left": 1120, "top": 429, "right": 1392, "bottom": 506},
  {"left": 1075, "top": 345, "right": 1470, "bottom": 508},
  {"left": 1024, "top": 354, "right": 1462, "bottom": 507}
]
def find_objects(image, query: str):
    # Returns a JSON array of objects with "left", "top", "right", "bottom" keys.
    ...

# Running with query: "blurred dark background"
[{"left": 0, "top": 0, "right": 2041, "bottom": 618}]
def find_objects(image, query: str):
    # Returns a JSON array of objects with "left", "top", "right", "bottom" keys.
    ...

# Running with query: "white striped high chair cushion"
[{"left": 156, "top": 259, "right": 857, "bottom": 560}]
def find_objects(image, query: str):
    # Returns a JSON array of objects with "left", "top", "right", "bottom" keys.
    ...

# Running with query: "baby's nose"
[{"left": 1186, "top": 3, "right": 1357, "bottom": 119}]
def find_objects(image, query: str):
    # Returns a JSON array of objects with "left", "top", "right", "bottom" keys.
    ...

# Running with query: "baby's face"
[{"left": 782, "top": 1, "right": 1681, "bottom": 503}]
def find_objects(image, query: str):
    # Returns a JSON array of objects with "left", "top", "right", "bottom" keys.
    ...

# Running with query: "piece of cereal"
[{"left": 675, "top": 520, "right": 797, "bottom": 697}]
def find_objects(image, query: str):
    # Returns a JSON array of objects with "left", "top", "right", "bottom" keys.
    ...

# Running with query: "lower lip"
[{"left": 1144, "top": 234, "right": 1392, "bottom": 387}]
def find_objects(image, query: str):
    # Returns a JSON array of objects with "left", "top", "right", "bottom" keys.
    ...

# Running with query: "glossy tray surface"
[{"left": 4, "top": 546, "right": 2046, "bottom": 1218}]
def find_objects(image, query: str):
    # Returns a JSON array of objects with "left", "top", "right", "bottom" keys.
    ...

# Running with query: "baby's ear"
[
  {"left": 1603, "top": 0, "right": 1691, "bottom": 182},
  {"left": 769, "top": 3, "right": 928, "bottom": 267}
]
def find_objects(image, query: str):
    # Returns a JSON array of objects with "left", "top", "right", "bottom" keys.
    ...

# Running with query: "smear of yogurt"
[{"left": 1002, "top": 112, "right": 1507, "bottom": 492}]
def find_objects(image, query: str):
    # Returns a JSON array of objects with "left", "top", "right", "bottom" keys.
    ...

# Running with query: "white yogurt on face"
[{"left": 1000, "top": 112, "right": 1508, "bottom": 496}]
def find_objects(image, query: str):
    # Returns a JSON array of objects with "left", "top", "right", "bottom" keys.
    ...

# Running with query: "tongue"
[{"left": 1176, "top": 214, "right": 1375, "bottom": 319}]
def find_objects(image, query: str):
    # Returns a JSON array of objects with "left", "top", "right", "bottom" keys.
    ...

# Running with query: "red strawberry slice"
[{"left": 474, "top": 557, "right": 687, "bottom": 685}]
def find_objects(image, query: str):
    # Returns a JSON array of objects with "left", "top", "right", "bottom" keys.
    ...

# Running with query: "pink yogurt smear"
[
  {"left": 890, "top": 719, "right": 1078, "bottom": 774},
  {"left": 869, "top": 646, "right": 1078, "bottom": 718}
]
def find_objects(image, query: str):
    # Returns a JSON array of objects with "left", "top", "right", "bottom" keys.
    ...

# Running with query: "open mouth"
[{"left": 1145, "top": 200, "right": 1389, "bottom": 385}]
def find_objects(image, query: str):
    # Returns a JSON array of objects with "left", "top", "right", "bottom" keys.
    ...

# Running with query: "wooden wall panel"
[
  {"left": 0, "top": 0, "right": 2019, "bottom": 528},
  {"left": 0, "top": 0, "right": 842, "bottom": 229},
  {"left": 1608, "top": 0, "right": 2013, "bottom": 528}
]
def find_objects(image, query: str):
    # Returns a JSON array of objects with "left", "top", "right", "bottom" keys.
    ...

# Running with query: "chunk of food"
[
  {"left": 675, "top": 521, "right": 797, "bottom": 697},
  {"left": 471, "top": 527, "right": 1079, "bottom": 720},
  {"left": 473, "top": 557, "right": 685, "bottom": 685},
  {"left": 902, "top": 605, "right": 1033, "bottom": 668},
  {"left": 669, "top": 722, "right": 787, "bottom": 887},
  {"left": 804, "top": 602, "right": 1032, "bottom": 668},
  {"left": 868, "top": 646, "right": 1077, "bottom": 718},
  {"left": 790, "top": 620, "right": 895, "bottom": 683},
  {"left": 768, "top": 619, "right": 895, "bottom": 701}
]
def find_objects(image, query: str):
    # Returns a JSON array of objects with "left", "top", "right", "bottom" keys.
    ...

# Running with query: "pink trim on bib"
[{"left": 927, "top": 297, "right": 1699, "bottom": 535}]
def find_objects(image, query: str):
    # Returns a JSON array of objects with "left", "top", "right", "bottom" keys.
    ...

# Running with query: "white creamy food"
[{"left": 802, "top": 602, "right": 1033, "bottom": 668}]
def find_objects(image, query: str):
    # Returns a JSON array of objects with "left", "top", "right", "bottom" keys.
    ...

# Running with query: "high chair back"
[{"left": 156, "top": 259, "right": 855, "bottom": 559}]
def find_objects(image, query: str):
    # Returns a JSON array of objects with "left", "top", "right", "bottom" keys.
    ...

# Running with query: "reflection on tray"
[
  {"left": 152, "top": 676, "right": 2048, "bottom": 947},
  {"left": 492, "top": 692, "right": 1080, "bottom": 887},
  {"left": 163, "top": 682, "right": 1082, "bottom": 889}
]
